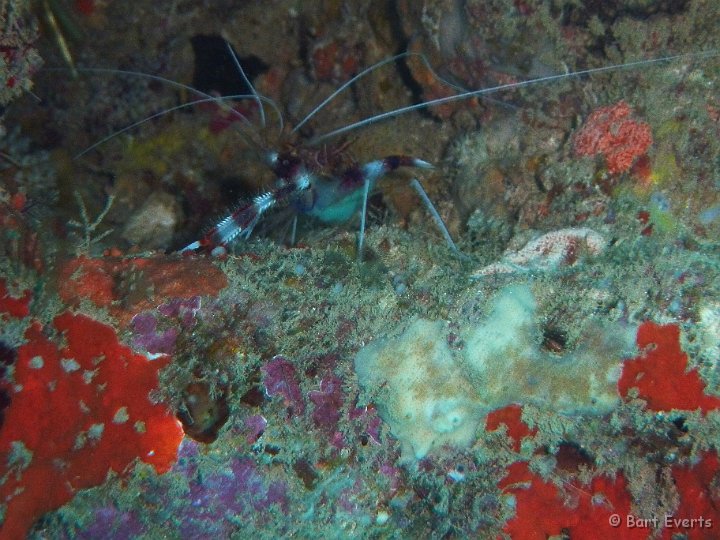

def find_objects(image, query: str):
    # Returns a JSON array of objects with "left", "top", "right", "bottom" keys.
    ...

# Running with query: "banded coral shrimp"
[{"left": 68, "top": 45, "right": 466, "bottom": 260}]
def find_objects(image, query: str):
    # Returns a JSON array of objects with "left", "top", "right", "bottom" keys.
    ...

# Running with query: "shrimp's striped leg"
[{"left": 181, "top": 170, "right": 312, "bottom": 255}]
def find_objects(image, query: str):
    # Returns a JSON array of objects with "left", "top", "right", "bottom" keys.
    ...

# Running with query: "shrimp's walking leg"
[
  {"left": 344, "top": 156, "right": 433, "bottom": 259},
  {"left": 181, "top": 169, "right": 313, "bottom": 255}
]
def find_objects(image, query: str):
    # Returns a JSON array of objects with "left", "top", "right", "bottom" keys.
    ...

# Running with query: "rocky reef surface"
[{"left": 2, "top": 1, "right": 720, "bottom": 538}]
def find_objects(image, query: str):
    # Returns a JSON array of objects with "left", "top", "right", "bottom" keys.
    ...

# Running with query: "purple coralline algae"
[
  {"left": 243, "top": 414, "right": 268, "bottom": 444},
  {"left": 73, "top": 507, "right": 144, "bottom": 540},
  {"left": 129, "top": 296, "right": 202, "bottom": 355},
  {"left": 308, "top": 374, "right": 344, "bottom": 431},
  {"left": 261, "top": 355, "right": 305, "bottom": 414}
]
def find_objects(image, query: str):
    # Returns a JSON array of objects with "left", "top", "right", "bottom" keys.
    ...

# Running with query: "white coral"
[{"left": 472, "top": 227, "right": 608, "bottom": 277}]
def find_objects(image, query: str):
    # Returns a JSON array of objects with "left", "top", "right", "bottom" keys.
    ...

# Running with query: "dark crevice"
[
  {"left": 387, "top": 2, "right": 435, "bottom": 120},
  {"left": 190, "top": 34, "right": 269, "bottom": 98}
]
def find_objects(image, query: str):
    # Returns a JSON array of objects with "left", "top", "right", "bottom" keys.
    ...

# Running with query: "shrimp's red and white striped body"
[{"left": 180, "top": 149, "right": 432, "bottom": 256}]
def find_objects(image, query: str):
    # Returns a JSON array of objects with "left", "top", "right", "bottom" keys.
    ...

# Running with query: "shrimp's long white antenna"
[
  {"left": 225, "top": 41, "right": 268, "bottom": 129},
  {"left": 294, "top": 53, "right": 407, "bottom": 134},
  {"left": 312, "top": 50, "right": 720, "bottom": 144},
  {"left": 293, "top": 52, "right": 468, "bottom": 135},
  {"left": 59, "top": 67, "right": 284, "bottom": 157},
  {"left": 64, "top": 67, "right": 256, "bottom": 127},
  {"left": 75, "top": 93, "right": 255, "bottom": 159}
]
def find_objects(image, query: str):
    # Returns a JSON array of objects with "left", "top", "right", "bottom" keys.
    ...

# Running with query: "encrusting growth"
[{"left": 355, "top": 284, "right": 635, "bottom": 460}]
